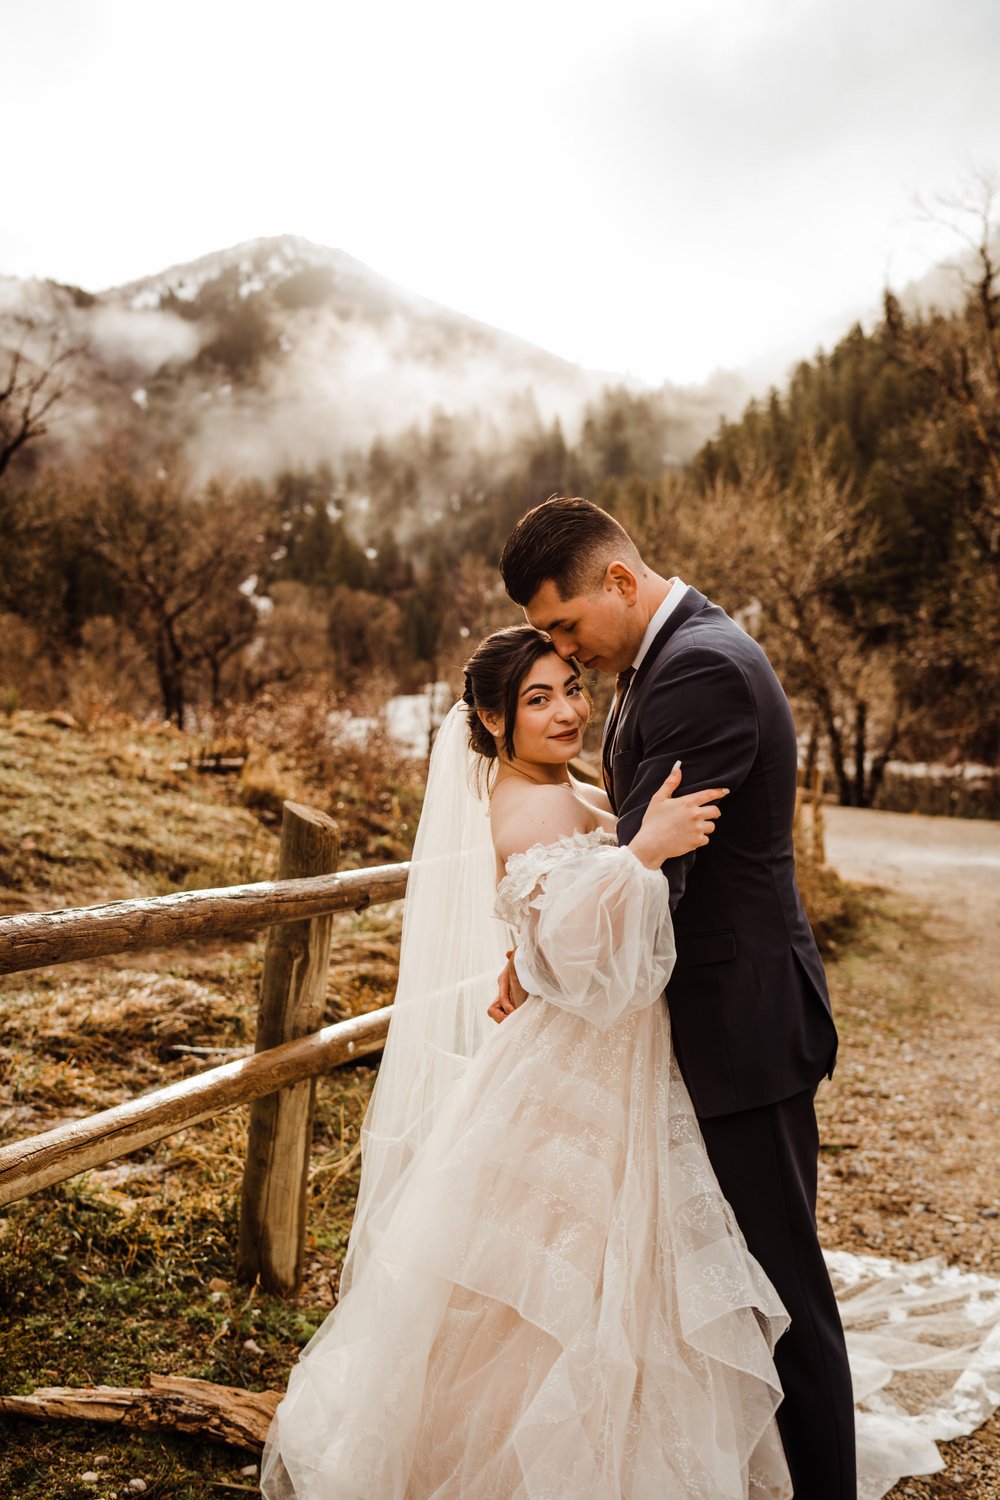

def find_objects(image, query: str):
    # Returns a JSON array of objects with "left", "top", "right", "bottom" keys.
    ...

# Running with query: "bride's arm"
[
  {"left": 489, "top": 784, "right": 597, "bottom": 1024},
  {"left": 491, "top": 772, "right": 728, "bottom": 1029},
  {"left": 492, "top": 770, "right": 725, "bottom": 869},
  {"left": 505, "top": 844, "right": 677, "bottom": 1031}
]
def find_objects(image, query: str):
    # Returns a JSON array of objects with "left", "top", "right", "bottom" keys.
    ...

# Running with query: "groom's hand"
[{"left": 488, "top": 949, "right": 528, "bottom": 1023}]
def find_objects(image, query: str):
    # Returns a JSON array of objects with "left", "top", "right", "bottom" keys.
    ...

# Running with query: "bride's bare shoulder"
[{"left": 490, "top": 780, "right": 591, "bottom": 863}]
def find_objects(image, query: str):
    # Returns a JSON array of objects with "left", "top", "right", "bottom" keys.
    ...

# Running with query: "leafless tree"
[
  {"left": 680, "top": 440, "right": 907, "bottom": 806},
  {"left": 0, "top": 335, "right": 78, "bottom": 480},
  {"left": 881, "top": 175, "right": 1000, "bottom": 758},
  {"left": 86, "top": 464, "right": 270, "bottom": 728}
]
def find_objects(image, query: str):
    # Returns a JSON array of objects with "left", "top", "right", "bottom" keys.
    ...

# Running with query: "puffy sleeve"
[{"left": 496, "top": 834, "right": 675, "bottom": 1031}]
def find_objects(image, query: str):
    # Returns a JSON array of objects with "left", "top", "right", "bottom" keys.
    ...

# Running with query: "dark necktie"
[{"left": 602, "top": 667, "right": 635, "bottom": 801}]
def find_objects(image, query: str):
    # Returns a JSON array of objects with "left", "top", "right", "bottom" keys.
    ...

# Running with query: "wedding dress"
[
  {"left": 261, "top": 708, "right": 1000, "bottom": 1500},
  {"left": 263, "top": 827, "right": 792, "bottom": 1498}
]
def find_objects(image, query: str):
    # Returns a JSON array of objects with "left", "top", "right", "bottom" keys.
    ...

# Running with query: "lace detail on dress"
[
  {"left": 827, "top": 1248, "right": 1000, "bottom": 1499},
  {"left": 494, "top": 827, "right": 617, "bottom": 926}
]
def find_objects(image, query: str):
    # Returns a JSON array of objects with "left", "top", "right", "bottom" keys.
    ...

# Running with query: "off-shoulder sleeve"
[{"left": 498, "top": 837, "right": 675, "bottom": 1031}]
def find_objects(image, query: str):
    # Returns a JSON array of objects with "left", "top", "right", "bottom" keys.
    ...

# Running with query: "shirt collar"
[{"left": 632, "top": 578, "right": 689, "bottom": 672}]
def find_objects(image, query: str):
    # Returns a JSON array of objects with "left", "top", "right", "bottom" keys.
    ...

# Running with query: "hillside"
[
  {"left": 0, "top": 236, "right": 748, "bottom": 484},
  {"left": 0, "top": 712, "right": 414, "bottom": 1496}
]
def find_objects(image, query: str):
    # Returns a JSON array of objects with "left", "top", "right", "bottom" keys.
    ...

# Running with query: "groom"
[{"left": 496, "top": 496, "right": 856, "bottom": 1499}]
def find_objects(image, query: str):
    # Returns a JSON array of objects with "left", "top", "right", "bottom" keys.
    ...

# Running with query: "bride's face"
[{"left": 510, "top": 651, "right": 589, "bottom": 765}]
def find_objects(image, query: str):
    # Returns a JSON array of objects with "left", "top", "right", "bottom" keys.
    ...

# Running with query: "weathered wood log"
[
  {"left": 194, "top": 756, "right": 247, "bottom": 774},
  {"left": 0, "top": 862, "right": 409, "bottom": 975},
  {"left": 0, "top": 1007, "right": 393, "bottom": 1208},
  {"left": 238, "top": 803, "right": 341, "bottom": 1293},
  {"left": 0, "top": 1373, "right": 280, "bottom": 1450}
]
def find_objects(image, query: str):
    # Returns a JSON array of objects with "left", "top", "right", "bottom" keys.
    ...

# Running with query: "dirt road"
[
  {"left": 819, "top": 805, "right": 1000, "bottom": 1498},
  {"left": 825, "top": 803, "right": 1000, "bottom": 941}
]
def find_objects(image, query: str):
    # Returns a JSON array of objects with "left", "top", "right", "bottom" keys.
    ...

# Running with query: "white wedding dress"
[
  {"left": 263, "top": 831, "right": 793, "bottom": 1498},
  {"left": 261, "top": 710, "right": 1000, "bottom": 1500}
]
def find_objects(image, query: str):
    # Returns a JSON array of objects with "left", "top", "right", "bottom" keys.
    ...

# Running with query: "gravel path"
[
  {"left": 825, "top": 804, "right": 1000, "bottom": 930},
  {"left": 820, "top": 806, "right": 1000, "bottom": 1498}
]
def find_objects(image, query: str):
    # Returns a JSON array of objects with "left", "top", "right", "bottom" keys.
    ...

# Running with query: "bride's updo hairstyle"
[{"left": 462, "top": 624, "right": 565, "bottom": 762}]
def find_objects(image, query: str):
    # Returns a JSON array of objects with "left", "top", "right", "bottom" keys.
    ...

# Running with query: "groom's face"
[{"left": 524, "top": 571, "right": 642, "bottom": 676}]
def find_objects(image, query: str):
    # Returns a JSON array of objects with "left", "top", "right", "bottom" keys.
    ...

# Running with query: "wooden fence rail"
[
  {"left": 0, "top": 799, "right": 413, "bottom": 1293},
  {"left": 0, "top": 862, "right": 409, "bottom": 975},
  {"left": 0, "top": 1008, "right": 393, "bottom": 1210}
]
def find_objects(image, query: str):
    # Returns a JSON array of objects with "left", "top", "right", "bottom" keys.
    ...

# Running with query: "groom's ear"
[{"left": 606, "top": 561, "right": 639, "bottom": 604}]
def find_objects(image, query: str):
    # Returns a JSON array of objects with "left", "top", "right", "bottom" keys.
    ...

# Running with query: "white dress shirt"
[{"left": 631, "top": 576, "right": 689, "bottom": 673}]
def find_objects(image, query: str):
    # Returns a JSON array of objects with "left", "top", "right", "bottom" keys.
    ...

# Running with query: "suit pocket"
[{"left": 673, "top": 930, "right": 738, "bottom": 970}]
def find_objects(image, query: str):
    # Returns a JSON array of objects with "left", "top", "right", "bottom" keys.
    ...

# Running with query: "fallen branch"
[{"left": 0, "top": 1374, "right": 280, "bottom": 1450}]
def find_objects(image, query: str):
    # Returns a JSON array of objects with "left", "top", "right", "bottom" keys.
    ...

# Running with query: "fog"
[{"left": 0, "top": 237, "right": 752, "bottom": 483}]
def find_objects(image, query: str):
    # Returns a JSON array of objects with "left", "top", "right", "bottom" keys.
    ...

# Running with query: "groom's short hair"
[{"left": 500, "top": 496, "right": 641, "bottom": 605}]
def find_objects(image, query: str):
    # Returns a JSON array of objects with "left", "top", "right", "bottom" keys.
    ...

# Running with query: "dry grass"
[
  {"left": 0, "top": 706, "right": 419, "bottom": 1497},
  {"left": 0, "top": 935, "right": 391, "bottom": 1495},
  {"left": 795, "top": 823, "right": 865, "bottom": 959},
  {"left": 0, "top": 715, "right": 275, "bottom": 910}
]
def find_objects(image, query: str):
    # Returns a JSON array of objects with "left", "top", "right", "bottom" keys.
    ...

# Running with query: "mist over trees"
[{"left": 1, "top": 213, "right": 998, "bottom": 810}]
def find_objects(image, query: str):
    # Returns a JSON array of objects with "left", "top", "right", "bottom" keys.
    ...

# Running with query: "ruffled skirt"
[{"left": 261, "top": 998, "right": 791, "bottom": 1498}]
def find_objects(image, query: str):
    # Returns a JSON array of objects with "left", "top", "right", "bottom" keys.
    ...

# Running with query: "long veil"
[{"left": 339, "top": 701, "right": 511, "bottom": 1295}]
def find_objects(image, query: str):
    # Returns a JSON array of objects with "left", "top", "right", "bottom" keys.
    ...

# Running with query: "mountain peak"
[{"left": 0, "top": 237, "right": 747, "bottom": 483}]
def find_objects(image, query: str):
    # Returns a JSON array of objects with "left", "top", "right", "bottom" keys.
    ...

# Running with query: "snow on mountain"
[{"left": 0, "top": 236, "right": 747, "bottom": 480}]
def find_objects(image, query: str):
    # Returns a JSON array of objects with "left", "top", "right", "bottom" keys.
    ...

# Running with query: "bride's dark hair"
[{"left": 462, "top": 625, "right": 566, "bottom": 761}]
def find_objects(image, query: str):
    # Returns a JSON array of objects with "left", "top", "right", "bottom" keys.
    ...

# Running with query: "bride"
[{"left": 262, "top": 626, "right": 1000, "bottom": 1500}]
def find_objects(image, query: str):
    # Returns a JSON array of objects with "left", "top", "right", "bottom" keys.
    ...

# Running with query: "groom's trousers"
[{"left": 697, "top": 1088, "right": 857, "bottom": 1500}]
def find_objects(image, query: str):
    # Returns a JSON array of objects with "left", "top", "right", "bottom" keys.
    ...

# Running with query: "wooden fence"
[
  {"left": 0, "top": 768, "right": 828, "bottom": 1298},
  {"left": 0, "top": 801, "right": 408, "bottom": 1295}
]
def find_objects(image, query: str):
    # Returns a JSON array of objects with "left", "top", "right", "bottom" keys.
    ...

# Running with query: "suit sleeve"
[{"left": 614, "top": 645, "right": 758, "bottom": 911}]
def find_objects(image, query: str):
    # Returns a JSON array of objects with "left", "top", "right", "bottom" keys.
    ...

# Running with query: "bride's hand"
[{"left": 628, "top": 762, "right": 728, "bottom": 870}]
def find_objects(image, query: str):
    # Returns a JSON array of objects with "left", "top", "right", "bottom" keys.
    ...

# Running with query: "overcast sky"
[{"left": 3, "top": 0, "right": 1000, "bottom": 385}]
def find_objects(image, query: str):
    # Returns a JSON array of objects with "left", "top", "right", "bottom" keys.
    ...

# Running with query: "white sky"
[{"left": 3, "top": 0, "right": 1000, "bottom": 385}]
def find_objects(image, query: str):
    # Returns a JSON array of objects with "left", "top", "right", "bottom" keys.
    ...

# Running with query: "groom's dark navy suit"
[{"left": 607, "top": 587, "right": 856, "bottom": 1499}]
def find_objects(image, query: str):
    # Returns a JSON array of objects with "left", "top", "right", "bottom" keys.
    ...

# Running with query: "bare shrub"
[{"left": 0, "top": 612, "right": 65, "bottom": 708}]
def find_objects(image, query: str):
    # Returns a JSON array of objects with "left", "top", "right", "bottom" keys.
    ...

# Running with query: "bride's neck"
[{"left": 493, "top": 753, "right": 569, "bottom": 789}]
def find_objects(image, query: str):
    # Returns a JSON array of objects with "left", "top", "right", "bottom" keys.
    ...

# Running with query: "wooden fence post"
[
  {"left": 237, "top": 801, "right": 340, "bottom": 1293},
  {"left": 811, "top": 764, "right": 826, "bottom": 866}
]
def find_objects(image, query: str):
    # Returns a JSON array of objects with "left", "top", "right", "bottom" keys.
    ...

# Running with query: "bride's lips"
[{"left": 550, "top": 728, "right": 581, "bottom": 741}]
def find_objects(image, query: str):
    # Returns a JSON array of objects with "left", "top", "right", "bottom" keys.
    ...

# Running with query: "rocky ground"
[{"left": 819, "top": 806, "right": 1000, "bottom": 1498}]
